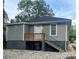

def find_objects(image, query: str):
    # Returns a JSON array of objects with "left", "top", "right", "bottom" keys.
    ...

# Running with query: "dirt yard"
[{"left": 3, "top": 49, "right": 76, "bottom": 59}]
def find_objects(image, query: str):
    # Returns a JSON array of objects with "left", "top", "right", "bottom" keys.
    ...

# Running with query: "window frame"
[{"left": 50, "top": 24, "right": 57, "bottom": 36}]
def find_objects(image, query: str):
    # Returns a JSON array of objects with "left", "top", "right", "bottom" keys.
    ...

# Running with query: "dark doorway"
[
  {"left": 34, "top": 41, "right": 42, "bottom": 50},
  {"left": 25, "top": 41, "right": 42, "bottom": 50},
  {"left": 25, "top": 41, "right": 59, "bottom": 52}
]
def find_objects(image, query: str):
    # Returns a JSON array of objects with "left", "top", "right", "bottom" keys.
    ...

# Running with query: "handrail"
[
  {"left": 45, "top": 34, "right": 57, "bottom": 41},
  {"left": 24, "top": 33, "right": 45, "bottom": 41},
  {"left": 45, "top": 34, "right": 64, "bottom": 51}
]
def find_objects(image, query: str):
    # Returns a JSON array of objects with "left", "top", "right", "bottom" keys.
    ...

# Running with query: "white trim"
[
  {"left": 66, "top": 23, "right": 68, "bottom": 41},
  {"left": 65, "top": 23, "right": 68, "bottom": 51},
  {"left": 5, "top": 20, "right": 70, "bottom": 26},
  {"left": 23, "top": 24, "right": 25, "bottom": 40},
  {"left": 50, "top": 24, "right": 57, "bottom": 36}
]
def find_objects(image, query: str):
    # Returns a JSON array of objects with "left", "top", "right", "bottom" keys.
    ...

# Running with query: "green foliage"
[
  {"left": 32, "top": 0, "right": 54, "bottom": 18},
  {"left": 10, "top": 19, "right": 15, "bottom": 23},
  {"left": 3, "top": 9, "right": 9, "bottom": 23},
  {"left": 3, "top": 0, "right": 9, "bottom": 23},
  {"left": 69, "top": 25, "right": 76, "bottom": 43},
  {"left": 17, "top": 0, "right": 54, "bottom": 22},
  {"left": 70, "top": 25, "right": 76, "bottom": 37},
  {"left": 18, "top": 0, "right": 33, "bottom": 21}
]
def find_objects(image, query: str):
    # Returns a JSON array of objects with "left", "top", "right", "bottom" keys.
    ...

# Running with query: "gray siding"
[
  {"left": 6, "top": 25, "right": 23, "bottom": 41},
  {"left": 55, "top": 24, "right": 67, "bottom": 41},
  {"left": 42, "top": 24, "right": 69, "bottom": 51},
  {"left": 29, "top": 25, "right": 34, "bottom": 33},
  {"left": 46, "top": 41, "right": 68, "bottom": 51},
  {"left": 7, "top": 40, "right": 26, "bottom": 49},
  {"left": 24, "top": 25, "right": 34, "bottom": 33},
  {"left": 24, "top": 25, "right": 29, "bottom": 33},
  {"left": 34, "top": 25, "right": 43, "bottom": 33},
  {"left": 42, "top": 24, "right": 67, "bottom": 41},
  {"left": 42, "top": 25, "right": 49, "bottom": 35}
]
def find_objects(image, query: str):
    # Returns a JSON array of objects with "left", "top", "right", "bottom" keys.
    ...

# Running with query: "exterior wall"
[
  {"left": 42, "top": 23, "right": 67, "bottom": 41},
  {"left": 24, "top": 25, "right": 29, "bottom": 33},
  {"left": 6, "top": 24, "right": 26, "bottom": 49},
  {"left": 42, "top": 23, "right": 69, "bottom": 51},
  {"left": 7, "top": 40, "right": 26, "bottom": 49},
  {"left": 46, "top": 41, "right": 68, "bottom": 51},
  {"left": 6, "top": 25, "right": 23, "bottom": 41},
  {"left": 34, "top": 25, "right": 43, "bottom": 33},
  {"left": 29, "top": 25, "right": 34, "bottom": 33},
  {"left": 24, "top": 25, "right": 34, "bottom": 33},
  {"left": 42, "top": 24, "right": 49, "bottom": 35},
  {"left": 24, "top": 23, "right": 70, "bottom": 41}
]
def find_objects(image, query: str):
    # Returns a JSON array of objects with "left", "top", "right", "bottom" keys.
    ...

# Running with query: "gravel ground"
[{"left": 3, "top": 49, "right": 76, "bottom": 59}]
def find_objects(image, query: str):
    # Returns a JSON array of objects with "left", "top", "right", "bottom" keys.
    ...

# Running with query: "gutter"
[{"left": 5, "top": 20, "right": 71, "bottom": 26}]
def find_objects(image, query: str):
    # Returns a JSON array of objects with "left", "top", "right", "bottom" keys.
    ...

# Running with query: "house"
[{"left": 5, "top": 16, "right": 71, "bottom": 52}]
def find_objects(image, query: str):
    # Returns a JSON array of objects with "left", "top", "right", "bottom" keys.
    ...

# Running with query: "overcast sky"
[{"left": 4, "top": 0, "right": 76, "bottom": 25}]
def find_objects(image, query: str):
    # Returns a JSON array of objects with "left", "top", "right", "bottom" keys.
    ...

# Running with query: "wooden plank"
[{"left": 24, "top": 33, "right": 45, "bottom": 41}]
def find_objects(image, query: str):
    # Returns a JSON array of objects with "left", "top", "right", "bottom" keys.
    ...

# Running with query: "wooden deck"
[
  {"left": 24, "top": 33, "right": 45, "bottom": 41},
  {"left": 24, "top": 33, "right": 64, "bottom": 51}
]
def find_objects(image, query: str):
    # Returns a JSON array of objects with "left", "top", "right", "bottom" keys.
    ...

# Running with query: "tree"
[
  {"left": 69, "top": 25, "right": 76, "bottom": 43},
  {"left": 10, "top": 19, "right": 15, "bottom": 23},
  {"left": 17, "top": 0, "right": 54, "bottom": 22},
  {"left": 3, "top": 0, "right": 9, "bottom": 49},
  {"left": 15, "top": 15, "right": 21, "bottom": 22},
  {"left": 3, "top": 0, "right": 9, "bottom": 23},
  {"left": 18, "top": 0, "right": 33, "bottom": 21},
  {"left": 32, "top": 0, "right": 54, "bottom": 18},
  {"left": 3, "top": 9, "right": 9, "bottom": 23},
  {"left": 70, "top": 25, "right": 76, "bottom": 36}
]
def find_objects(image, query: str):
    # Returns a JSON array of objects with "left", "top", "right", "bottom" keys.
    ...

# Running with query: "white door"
[
  {"left": 34, "top": 25, "right": 43, "bottom": 40},
  {"left": 34, "top": 25, "right": 43, "bottom": 33}
]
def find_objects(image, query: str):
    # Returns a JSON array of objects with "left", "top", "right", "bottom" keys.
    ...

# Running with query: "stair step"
[{"left": 45, "top": 41, "right": 64, "bottom": 52}]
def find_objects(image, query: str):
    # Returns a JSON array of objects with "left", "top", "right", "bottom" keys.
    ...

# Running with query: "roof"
[
  {"left": 5, "top": 16, "right": 71, "bottom": 26},
  {"left": 28, "top": 16, "right": 71, "bottom": 22}
]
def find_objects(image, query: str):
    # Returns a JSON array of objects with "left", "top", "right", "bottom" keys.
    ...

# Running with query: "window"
[{"left": 50, "top": 24, "right": 57, "bottom": 36}]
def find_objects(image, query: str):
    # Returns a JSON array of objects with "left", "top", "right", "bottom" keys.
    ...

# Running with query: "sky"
[{"left": 4, "top": 0, "right": 76, "bottom": 25}]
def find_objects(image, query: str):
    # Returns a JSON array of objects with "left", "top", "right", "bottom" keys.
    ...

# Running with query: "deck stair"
[
  {"left": 45, "top": 34, "right": 64, "bottom": 52},
  {"left": 45, "top": 41, "right": 64, "bottom": 52}
]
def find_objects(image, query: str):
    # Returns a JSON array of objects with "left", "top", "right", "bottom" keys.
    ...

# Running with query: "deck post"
[
  {"left": 42, "top": 41, "right": 45, "bottom": 51},
  {"left": 42, "top": 33, "right": 45, "bottom": 51},
  {"left": 23, "top": 24, "right": 26, "bottom": 49}
]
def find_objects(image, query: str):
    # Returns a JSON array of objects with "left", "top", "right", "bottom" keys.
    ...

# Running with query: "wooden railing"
[{"left": 24, "top": 33, "right": 45, "bottom": 41}]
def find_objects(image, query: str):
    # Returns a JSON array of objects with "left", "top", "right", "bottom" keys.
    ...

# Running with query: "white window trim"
[{"left": 50, "top": 24, "right": 57, "bottom": 36}]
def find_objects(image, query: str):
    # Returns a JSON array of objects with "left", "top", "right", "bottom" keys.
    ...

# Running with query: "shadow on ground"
[{"left": 65, "top": 56, "right": 76, "bottom": 59}]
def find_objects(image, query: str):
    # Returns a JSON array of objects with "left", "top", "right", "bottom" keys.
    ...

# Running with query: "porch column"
[
  {"left": 23, "top": 24, "right": 26, "bottom": 49},
  {"left": 42, "top": 34, "right": 45, "bottom": 51},
  {"left": 42, "top": 41, "right": 45, "bottom": 51},
  {"left": 65, "top": 22, "right": 67, "bottom": 51},
  {"left": 23, "top": 24, "right": 25, "bottom": 40}
]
